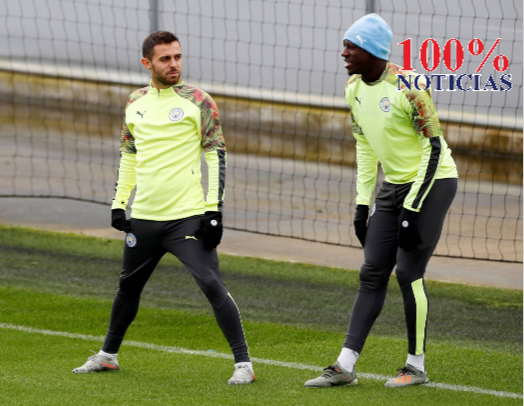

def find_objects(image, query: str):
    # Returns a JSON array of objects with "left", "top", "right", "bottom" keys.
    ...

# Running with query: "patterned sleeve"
[
  {"left": 200, "top": 94, "right": 226, "bottom": 152},
  {"left": 120, "top": 88, "right": 148, "bottom": 154},
  {"left": 402, "top": 78, "right": 443, "bottom": 140},
  {"left": 401, "top": 78, "right": 445, "bottom": 211},
  {"left": 200, "top": 94, "right": 226, "bottom": 210},
  {"left": 111, "top": 88, "right": 147, "bottom": 208},
  {"left": 120, "top": 119, "right": 136, "bottom": 154}
]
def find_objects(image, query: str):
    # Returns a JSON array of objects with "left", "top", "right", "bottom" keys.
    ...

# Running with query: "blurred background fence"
[{"left": 0, "top": 0, "right": 522, "bottom": 262}]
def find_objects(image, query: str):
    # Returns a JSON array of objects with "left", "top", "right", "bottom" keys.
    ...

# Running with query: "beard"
[{"left": 151, "top": 65, "right": 180, "bottom": 86}]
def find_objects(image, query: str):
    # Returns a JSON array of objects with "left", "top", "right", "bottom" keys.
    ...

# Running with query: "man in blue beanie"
[{"left": 304, "top": 14, "right": 458, "bottom": 388}]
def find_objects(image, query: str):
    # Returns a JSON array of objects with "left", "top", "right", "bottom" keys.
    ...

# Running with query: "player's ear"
[{"left": 141, "top": 58, "right": 152, "bottom": 70}]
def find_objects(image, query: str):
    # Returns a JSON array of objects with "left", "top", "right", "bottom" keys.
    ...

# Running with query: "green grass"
[{"left": 0, "top": 224, "right": 521, "bottom": 405}]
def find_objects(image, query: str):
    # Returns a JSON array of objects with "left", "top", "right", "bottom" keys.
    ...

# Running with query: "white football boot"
[
  {"left": 72, "top": 353, "right": 119, "bottom": 373},
  {"left": 228, "top": 363, "right": 255, "bottom": 385}
]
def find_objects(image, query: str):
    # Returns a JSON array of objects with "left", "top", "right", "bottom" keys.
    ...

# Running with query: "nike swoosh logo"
[
  {"left": 102, "top": 363, "right": 116, "bottom": 370},
  {"left": 185, "top": 236, "right": 198, "bottom": 241}
]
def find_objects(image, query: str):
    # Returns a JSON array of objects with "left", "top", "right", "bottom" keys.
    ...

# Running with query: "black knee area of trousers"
[
  {"left": 359, "top": 260, "right": 391, "bottom": 293},
  {"left": 194, "top": 275, "right": 230, "bottom": 310},
  {"left": 118, "top": 274, "right": 149, "bottom": 297}
]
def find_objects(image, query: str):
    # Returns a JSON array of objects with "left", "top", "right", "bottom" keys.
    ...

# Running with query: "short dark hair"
[{"left": 142, "top": 31, "right": 180, "bottom": 60}]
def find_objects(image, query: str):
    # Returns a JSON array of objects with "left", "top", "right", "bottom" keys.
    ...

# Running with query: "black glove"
[
  {"left": 398, "top": 208, "right": 422, "bottom": 251},
  {"left": 196, "top": 211, "right": 223, "bottom": 250},
  {"left": 111, "top": 209, "right": 130, "bottom": 232},
  {"left": 353, "top": 205, "right": 369, "bottom": 248}
]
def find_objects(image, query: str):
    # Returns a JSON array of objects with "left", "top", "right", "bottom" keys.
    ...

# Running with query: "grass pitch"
[{"left": 0, "top": 224, "right": 521, "bottom": 405}]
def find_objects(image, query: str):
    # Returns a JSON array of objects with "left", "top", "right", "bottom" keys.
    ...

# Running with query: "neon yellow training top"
[
  {"left": 345, "top": 62, "right": 458, "bottom": 212},
  {"left": 112, "top": 80, "right": 226, "bottom": 221}
]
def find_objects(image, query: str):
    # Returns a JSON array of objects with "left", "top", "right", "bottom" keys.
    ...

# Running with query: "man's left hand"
[
  {"left": 398, "top": 208, "right": 422, "bottom": 251},
  {"left": 196, "top": 211, "right": 223, "bottom": 250}
]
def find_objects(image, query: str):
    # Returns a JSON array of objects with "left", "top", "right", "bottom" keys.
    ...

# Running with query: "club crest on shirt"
[
  {"left": 169, "top": 107, "right": 184, "bottom": 122},
  {"left": 380, "top": 97, "right": 391, "bottom": 112},
  {"left": 126, "top": 233, "right": 137, "bottom": 247}
]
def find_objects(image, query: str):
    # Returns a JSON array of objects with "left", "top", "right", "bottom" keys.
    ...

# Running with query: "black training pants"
[
  {"left": 102, "top": 215, "right": 250, "bottom": 363},
  {"left": 344, "top": 178, "right": 457, "bottom": 355}
]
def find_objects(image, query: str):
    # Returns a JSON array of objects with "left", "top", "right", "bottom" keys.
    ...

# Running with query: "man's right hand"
[
  {"left": 353, "top": 205, "right": 369, "bottom": 248},
  {"left": 111, "top": 209, "right": 130, "bottom": 232}
]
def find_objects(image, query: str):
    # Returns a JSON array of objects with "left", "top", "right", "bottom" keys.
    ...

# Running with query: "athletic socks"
[
  {"left": 337, "top": 347, "right": 359, "bottom": 372},
  {"left": 406, "top": 353, "right": 425, "bottom": 372},
  {"left": 99, "top": 350, "right": 118, "bottom": 359}
]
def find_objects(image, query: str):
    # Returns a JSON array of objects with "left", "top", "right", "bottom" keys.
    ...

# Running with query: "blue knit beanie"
[{"left": 344, "top": 14, "right": 392, "bottom": 60}]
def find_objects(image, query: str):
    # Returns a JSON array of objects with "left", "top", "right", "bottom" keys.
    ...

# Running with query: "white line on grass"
[{"left": 1, "top": 323, "right": 521, "bottom": 400}]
